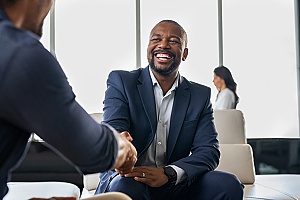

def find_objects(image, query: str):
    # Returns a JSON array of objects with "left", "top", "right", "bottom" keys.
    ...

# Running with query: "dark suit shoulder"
[
  {"left": 109, "top": 68, "right": 143, "bottom": 79},
  {"left": 108, "top": 67, "right": 152, "bottom": 87},
  {"left": 182, "top": 77, "right": 211, "bottom": 94}
]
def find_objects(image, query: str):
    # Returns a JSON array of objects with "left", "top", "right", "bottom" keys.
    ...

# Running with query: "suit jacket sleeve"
[{"left": 0, "top": 42, "right": 118, "bottom": 174}]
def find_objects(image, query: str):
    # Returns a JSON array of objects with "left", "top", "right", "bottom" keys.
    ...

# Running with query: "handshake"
[{"left": 113, "top": 131, "right": 137, "bottom": 176}]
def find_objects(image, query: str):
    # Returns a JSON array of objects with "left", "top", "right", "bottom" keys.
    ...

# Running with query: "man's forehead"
[{"left": 150, "top": 22, "right": 183, "bottom": 37}]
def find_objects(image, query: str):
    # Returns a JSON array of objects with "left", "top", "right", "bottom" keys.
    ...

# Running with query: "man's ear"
[{"left": 182, "top": 48, "right": 188, "bottom": 61}]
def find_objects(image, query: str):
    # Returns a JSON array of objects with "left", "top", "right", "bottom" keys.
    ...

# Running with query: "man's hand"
[
  {"left": 112, "top": 131, "right": 137, "bottom": 171},
  {"left": 124, "top": 166, "right": 169, "bottom": 187}
]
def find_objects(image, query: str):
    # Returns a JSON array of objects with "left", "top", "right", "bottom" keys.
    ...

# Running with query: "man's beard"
[{"left": 149, "top": 52, "right": 179, "bottom": 76}]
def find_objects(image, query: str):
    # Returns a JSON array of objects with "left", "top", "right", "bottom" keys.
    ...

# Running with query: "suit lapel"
[
  {"left": 167, "top": 79, "right": 190, "bottom": 161},
  {"left": 137, "top": 67, "right": 157, "bottom": 135}
]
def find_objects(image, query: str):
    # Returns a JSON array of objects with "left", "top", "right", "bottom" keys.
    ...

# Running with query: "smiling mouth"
[
  {"left": 155, "top": 53, "right": 172, "bottom": 61},
  {"left": 153, "top": 51, "right": 175, "bottom": 61}
]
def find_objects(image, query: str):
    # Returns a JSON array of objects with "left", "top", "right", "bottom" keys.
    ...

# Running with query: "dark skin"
[
  {"left": 120, "top": 21, "right": 189, "bottom": 187},
  {"left": 3, "top": 0, "right": 54, "bottom": 37},
  {"left": 115, "top": 131, "right": 137, "bottom": 174}
]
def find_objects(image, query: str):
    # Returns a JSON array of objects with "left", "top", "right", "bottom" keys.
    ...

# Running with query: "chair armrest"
[
  {"left": 216, "top": 144, "right": 256, "bottom": 184},
  {"left": 83, "top": 173, "right": 100, "bottom": 191}
]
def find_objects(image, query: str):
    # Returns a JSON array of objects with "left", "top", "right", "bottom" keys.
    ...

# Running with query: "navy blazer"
[{"left": 98, "top": 66, "right": 220, "bottom": 192}]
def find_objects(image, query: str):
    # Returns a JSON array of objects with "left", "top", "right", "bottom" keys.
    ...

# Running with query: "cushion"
[
  {"left": 3, "top": 182, "right": 80, "bottom": 200},
  {"left": 216, "top": 144, "right": 255, "bottom": 184},
  {"left": 214, "top": 110, "right": 247, "bottom": 144}
]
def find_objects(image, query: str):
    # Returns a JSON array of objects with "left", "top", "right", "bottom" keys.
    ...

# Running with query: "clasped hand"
[
  {"left": 113, "top": 132, "right": 168, "bottom": 187},
  {"left": 113, "top": 131, "right": 137, "bottom": 174}
]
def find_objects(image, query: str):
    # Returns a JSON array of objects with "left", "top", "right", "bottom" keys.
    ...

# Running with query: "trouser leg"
[
  {"left": 107, "top": 175, "right": 151, "bottom": 200},
  {"left": 180, "top": 171, "right": 244, "bottom": 200}
]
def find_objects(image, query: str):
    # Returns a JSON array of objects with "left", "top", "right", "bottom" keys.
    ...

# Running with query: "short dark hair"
[{"left": 157, "top": 19, "right": 188, "bottom": 48}]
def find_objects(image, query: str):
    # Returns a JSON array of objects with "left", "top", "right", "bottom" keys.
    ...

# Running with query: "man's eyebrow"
[
  {"left": 150, "top": 33, "right": 162, "bottom": 37},
  {"left": 170, "top": 35, "right": 181, "bottom": 40}
]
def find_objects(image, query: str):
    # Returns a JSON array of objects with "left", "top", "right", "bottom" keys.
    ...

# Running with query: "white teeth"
[
  {"left": 158, "top": 57, "right": 168, "bottom": 61},
  {"left": 156, "top": 53, "right": 171, "bottom": 58}
]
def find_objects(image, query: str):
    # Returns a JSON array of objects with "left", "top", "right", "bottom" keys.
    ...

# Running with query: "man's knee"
[
  {"left": 185, "top": 171, "right": 244, "bottom": 200},
  {"left": 108, "top": 175, "right": 150, "bottom": 200},
  {"left": 202, "top": 171, "right": 244, "bottom": 199}
]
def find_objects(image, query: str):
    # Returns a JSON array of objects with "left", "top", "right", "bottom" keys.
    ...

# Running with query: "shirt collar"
[{"left": 148, "top": 66, "right": 180, "bottom": 92}]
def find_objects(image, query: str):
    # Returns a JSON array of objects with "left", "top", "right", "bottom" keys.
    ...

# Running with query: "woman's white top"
[{"left": 213, "top": 88, "right": 236, "bottom": 110}]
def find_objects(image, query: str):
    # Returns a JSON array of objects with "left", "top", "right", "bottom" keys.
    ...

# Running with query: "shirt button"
[{"left": 158, "top": 141, "right": 162, "bottom": 145}]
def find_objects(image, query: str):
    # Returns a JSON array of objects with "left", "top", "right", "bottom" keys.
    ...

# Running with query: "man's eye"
[
  {"left": 170, "top": 40, "right": 180, "bottom": 44},
  {"left": 151, "top": 38, "right": 160, "bottom": 42}
]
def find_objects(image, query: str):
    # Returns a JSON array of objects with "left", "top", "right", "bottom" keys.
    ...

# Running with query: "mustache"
[{"left": 152, "top": 50, "right": 176, "bottom": 59}]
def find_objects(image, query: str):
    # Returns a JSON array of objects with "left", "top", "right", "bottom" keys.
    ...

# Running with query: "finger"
[
  {"left": 115, "top": 169, "right": 123, "bottom": 174},
  {"left": 124, "top": 171, "right": 142, "bottom": 178},
  {"left": 134, "top": 177, "right": 151, "bottom": 185},
  {"left": 131, "top": 167, "right": 148, "bottom": 173},
  {"left": 120, "top": 131, "right": 133, "bottom": 142},
  {"left": 117, "top": 166, "right": 134, "bottom": 174}
]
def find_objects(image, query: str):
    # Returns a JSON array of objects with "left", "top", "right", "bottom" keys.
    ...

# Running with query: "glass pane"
[
  {"left": 223, "top": 0, "right": 298, "bottom": 138},
  {"left": 55, "top": 0, "right": 136, "bottom": 113}
]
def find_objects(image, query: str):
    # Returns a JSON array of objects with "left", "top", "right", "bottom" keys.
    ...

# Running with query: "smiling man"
[{"left": 95, "top": 20, "right": 244, "bottom": 200}]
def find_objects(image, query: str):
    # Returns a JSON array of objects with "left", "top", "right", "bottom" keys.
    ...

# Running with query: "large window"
[
  {"left": 55, "top": 0, "right": 136, "bottom": 113},
  {"left": 222, "top": 0, "right": 298, "bottom": 138},
  {"left": 44, "top": 1, "right": 298, "bottom": 138}
]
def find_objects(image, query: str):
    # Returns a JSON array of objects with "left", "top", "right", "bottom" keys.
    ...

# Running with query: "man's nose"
[{"left": 158, "top": 39, "right": 170, "bottom": 48}]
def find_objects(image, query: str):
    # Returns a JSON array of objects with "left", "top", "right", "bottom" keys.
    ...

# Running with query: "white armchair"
[{"left": 214, "top": 109, "right": 300, "bottom": 200}]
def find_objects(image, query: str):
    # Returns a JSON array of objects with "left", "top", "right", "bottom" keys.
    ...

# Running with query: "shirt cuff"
[{"left": 169, "top": 165, "right": 187, "bottom": 185}]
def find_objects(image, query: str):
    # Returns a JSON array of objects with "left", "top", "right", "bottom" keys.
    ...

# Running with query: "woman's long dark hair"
[{"left": 214, "top": 66, "right": 239, "bottom": 106}]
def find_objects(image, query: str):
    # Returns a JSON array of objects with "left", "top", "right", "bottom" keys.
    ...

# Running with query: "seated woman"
[{"left": 213, "top": 66, "right": 239, "bottom": 110}]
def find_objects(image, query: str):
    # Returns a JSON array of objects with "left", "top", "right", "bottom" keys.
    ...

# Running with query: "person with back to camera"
[
  {"left": 0, "top": 0, "right": 137, "bottom": 199},
  {"left": 213, "top": 66, "right": 239, "bottom": 110},
  {"left": 95, "top": 19, "right": 244, "bottom": 199}
]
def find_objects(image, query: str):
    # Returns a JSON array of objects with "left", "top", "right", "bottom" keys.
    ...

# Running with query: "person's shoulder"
[
  {"left": 0, "top": 22, "right": 56, "bottom": 72},
  {"left": 0, "top": 21, "right": 51, "bottom": 66},
  {"left": 109, "top": 67, "right": 144, "bottom": 79},
  {"left": 0, "top": 21, "right": 40, "bottom": 48},
  {"left": 184, "top": 78, "right": 211, "bottom": 92},
  {"left": 221, "top": 88, "right": 235, "bottom": 96}
]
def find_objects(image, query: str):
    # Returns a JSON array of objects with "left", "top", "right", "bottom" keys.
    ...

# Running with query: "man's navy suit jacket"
[{"left": 97, "top": 66, "right": 220, "bottom": 192}]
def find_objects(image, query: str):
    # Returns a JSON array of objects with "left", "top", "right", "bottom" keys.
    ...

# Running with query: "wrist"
[{"left": 163, "top": 166, "right": 177, "bottom": 183}]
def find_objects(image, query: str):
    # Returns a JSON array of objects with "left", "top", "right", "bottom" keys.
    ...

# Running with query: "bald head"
[{"left": 151, "top": 19, "right": 188, "bottom": 48}]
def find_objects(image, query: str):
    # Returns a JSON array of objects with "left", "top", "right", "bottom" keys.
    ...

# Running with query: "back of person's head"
[{"left": 214, "top": 66, "right": 239, "bottom": 105}]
